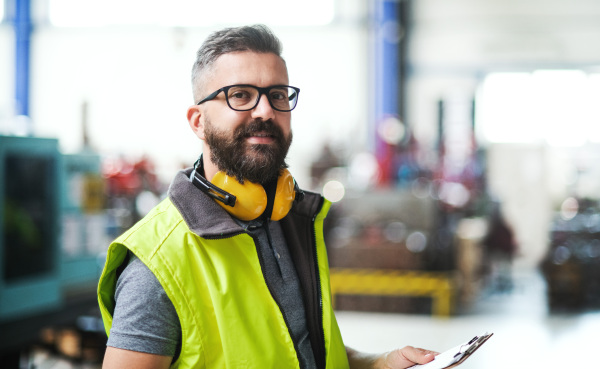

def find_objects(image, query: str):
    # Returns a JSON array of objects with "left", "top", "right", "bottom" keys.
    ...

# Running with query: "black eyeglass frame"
[{"left": 196, "top": 84, "right": 300, "bottom": 112}]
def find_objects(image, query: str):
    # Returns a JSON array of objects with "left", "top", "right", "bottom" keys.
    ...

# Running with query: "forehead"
[{"left": 207, "top": 51, "right": 289, "bottom": 89}]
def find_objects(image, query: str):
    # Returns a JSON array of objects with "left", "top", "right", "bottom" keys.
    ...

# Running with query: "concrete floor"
[
  {"left": 31, "top": 267, "right": 597, "bottom": 368},
  {"left": 337, "top": 267, "right": 598, "bottom": 368}
]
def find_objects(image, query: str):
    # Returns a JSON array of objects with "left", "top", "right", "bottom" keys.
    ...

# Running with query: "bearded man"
[{"left": 98, "top": 24, "right": 437, "bottom": 369}]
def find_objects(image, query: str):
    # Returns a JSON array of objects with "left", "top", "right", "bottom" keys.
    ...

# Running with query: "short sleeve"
[{"left": 107, "top": 253, "right": 181, "bottom": 358}]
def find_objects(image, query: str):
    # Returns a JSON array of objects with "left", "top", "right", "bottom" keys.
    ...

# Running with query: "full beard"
[{"left": 204, "top": 118, "right": 292, "bottom": 184}]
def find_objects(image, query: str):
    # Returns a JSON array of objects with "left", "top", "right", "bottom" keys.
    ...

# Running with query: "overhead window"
[
  {"left": 48, "top": 0, "right": 335, "bottom": 27},
  {"left": 477, "top": 70, "right": 600, "bottom": 146}
]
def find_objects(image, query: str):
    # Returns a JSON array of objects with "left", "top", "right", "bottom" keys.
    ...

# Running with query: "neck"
[{"left": 201, "top": 150, "right": 219, "bottom": 182}]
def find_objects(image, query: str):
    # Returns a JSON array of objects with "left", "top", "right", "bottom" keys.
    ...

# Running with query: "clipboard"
[{"left": 407, "top": 332, "right": 493, "bottom": 369}]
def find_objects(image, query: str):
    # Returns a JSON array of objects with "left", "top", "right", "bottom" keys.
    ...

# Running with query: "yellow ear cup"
[
  {"left": 271, "top": 169, "right": 296, "bottom": 221},
  {"left": 211, "top": 171, "right": 267, "bottom": 221}
]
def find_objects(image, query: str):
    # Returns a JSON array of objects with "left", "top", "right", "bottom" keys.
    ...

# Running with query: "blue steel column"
[
  {"left": 373, "top": 0, "right": 400, "bottom": 185},
  {"left": 14, "top": 0, "right": 32, "bottom": 117}
]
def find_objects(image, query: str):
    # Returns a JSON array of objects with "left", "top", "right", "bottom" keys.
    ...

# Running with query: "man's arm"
[
  {"left": 346, "top": 346, "right": 438, "bottom": 369},
  {"left": 103, "top": 347, "right": 173, "bottom": 369},
  {"left": 102, "top": 254, "right": 182, "bottom": 367}
]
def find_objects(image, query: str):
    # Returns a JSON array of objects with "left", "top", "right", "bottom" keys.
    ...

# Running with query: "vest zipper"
[{"left": 265, "top": 219, "right": 284, "bottom": 276}]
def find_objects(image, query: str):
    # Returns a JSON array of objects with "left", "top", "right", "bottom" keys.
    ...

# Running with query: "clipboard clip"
[{"left": 453, "top": 333, "right": 493, "bottom": 360}]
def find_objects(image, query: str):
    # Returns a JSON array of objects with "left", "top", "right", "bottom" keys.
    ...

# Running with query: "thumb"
[{"left": 383, "top": 346, "right": 439, "bottom": 369}]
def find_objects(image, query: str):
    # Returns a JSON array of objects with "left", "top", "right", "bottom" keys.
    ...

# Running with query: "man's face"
[
  {"left": 203, "top": 113, "right": 292, "bottom": 184},
  {"left": 193, "top": 51, "right": 293, "bottom": 184}
]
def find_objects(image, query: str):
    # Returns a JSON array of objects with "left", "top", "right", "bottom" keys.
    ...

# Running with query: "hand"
[{"left": 378, "top": 346, "right": 439, "bottom": 369}]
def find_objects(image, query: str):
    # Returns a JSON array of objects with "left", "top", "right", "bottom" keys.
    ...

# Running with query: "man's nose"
[{"left": 250, "top": 93, "right": 275, "bottom": 120}]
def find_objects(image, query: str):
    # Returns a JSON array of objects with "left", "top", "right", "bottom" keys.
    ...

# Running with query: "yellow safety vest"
[{"left": 98, "top": 195, "right": 349, "bottom": 369}]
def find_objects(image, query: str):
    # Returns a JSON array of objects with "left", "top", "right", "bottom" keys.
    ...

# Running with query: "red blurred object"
[{"left": 103, "top": 155, "right": 160, "bottom": 197}]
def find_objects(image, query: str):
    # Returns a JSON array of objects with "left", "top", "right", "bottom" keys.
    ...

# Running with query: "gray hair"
[{"left": 191, "top": 24, "right": 284, "bottom": 103}]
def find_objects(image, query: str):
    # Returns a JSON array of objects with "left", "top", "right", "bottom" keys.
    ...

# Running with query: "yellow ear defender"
[{"left": 189, "top": 157, "right": 303, "bottom": 221}]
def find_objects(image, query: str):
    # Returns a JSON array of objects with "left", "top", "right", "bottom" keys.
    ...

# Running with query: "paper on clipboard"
[{"left": 407, "top": 332, "right": 493, "bottom": 369}]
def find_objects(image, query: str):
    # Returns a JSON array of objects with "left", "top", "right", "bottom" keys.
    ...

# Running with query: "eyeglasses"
[{"left": 196, "top": 84, "right": 300, "bottom": 112}]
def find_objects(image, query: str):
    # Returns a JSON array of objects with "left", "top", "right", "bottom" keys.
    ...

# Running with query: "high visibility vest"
[{"left": 98, "top": 196, "right": 349, "bottom": 369}]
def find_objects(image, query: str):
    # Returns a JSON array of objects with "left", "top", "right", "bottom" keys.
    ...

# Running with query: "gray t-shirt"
[
  {"left": 107, "top": 253, "right": 181, "bottom": 358},
  {"left": 107, "top": 220, "right": 316, "bottom": 368}
]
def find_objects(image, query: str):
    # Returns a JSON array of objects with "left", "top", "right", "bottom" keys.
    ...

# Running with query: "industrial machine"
[
  {"left": 542, "top": 198, "right": 600, "bottom": 311},
  {"left": 0, "top": 135, "right": 108, "bottom": 364},
  {"left": 0, "top": 136, "right": 63, "bottom": 323}
]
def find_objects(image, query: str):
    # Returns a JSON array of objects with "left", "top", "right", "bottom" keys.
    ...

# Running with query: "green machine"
[
  {"left": 1, "top": 135, "right": 108, "bottom": 358},
  {"left": 0, "top": 135, "right": 63, "bottom": 321}
]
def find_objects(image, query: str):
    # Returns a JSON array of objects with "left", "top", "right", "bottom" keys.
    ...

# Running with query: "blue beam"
[
  {"left": 13, "top": 0, "right": 32, "bottom": 117},
  {"left": 374, "top": 0, "right": 400, "bottom": 122},
  {"left": 373, "top": 0, "right": 401, "bottom": 184}
]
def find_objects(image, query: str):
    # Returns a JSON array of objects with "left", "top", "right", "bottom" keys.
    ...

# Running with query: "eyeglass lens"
[{"left": 226, "top": 86, "right": 298, "bottom": 111}]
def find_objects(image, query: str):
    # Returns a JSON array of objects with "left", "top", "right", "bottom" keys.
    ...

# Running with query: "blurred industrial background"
[{"left": 2, "top": 0, "right": 600, "bottom": 368}]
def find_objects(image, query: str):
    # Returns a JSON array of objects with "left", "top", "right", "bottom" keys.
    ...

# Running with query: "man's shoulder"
[{"left": 115, "top": 197, "right": 186, "bottom": 248}]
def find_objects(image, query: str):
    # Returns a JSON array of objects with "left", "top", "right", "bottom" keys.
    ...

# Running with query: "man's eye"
[
  {"left": 270, "top": 91, "right": 287, "bottom": 101},
  {"left": 230, "top": 91, "right": 251, "bottom": 99}
]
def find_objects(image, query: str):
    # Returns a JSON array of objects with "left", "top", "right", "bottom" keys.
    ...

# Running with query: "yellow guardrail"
[{"left": 329, "top": 268, "right": 457, "bottom": 317}]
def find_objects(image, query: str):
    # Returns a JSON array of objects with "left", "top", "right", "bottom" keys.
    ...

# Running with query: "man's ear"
[{"left": 187, "top": 105, "right": 205, "bottom": 140}]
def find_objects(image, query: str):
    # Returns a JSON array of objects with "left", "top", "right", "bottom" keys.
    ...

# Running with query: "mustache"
[{"left": 236, "top": 119, "right": 283, "bottom": 140}]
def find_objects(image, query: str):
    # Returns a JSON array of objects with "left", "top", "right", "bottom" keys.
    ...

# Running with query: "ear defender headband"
[{"left": 189, "top": 156, "right": 304, "bottom": 221}]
